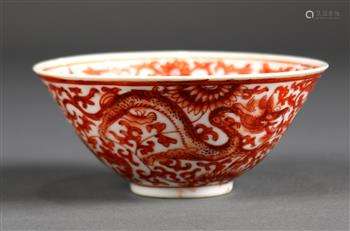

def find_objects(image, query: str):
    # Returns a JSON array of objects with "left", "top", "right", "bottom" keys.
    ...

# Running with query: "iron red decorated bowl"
[{"left": 33, "top": 51, "right": 328, "bottom": 198}]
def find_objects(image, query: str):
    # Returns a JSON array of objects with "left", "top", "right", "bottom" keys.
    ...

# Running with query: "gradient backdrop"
[{"left": 2, "top": 1, "right": 349, "bottom": 230}]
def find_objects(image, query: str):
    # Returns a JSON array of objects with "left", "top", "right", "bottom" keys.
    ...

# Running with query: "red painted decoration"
[{"left": 38, "top": 57, "right": 322, "bottom": 188}]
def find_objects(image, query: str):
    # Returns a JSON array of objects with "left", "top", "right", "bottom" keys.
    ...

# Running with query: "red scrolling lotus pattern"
[
  {"left": 41, "top": 57, "right": 319, "bottom": 187},
  {"left": 42, "top": 76, "right": 318, "bottom": 187}
]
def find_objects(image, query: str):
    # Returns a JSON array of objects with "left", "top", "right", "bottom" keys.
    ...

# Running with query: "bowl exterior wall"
[{"left": 40, "top": 75, "right": 320, "bottom": 187}]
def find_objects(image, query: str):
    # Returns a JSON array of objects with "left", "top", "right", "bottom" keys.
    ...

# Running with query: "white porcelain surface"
[{"left": 130, "top": 181, "right": 234, "bottom": 198}]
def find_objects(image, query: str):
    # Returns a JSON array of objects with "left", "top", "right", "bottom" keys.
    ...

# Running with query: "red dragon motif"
[{"left": 43, "top": 71, "right": 319, "bottom": 187}]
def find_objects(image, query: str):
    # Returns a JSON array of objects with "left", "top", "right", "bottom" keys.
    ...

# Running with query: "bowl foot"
[{"left": 130, "top": 181, "right": 234, "bottom": 198}]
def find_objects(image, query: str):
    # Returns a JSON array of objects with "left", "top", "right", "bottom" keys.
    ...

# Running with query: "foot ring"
[{"left": 130, "top": 181, "right": 234, "bottom": 198}]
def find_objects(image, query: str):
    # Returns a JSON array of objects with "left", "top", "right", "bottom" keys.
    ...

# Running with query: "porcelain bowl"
[{"left": 33, "top": 51, "right": 328, "bottom": 198}]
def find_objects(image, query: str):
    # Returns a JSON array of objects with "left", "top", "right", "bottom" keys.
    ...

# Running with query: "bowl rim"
[{"left": 33, "top": 50, "right": 329, "bottom": 82}]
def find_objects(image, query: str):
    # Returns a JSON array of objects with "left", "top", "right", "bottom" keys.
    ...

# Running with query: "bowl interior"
[{"left": 33, "top": 51, "right": 328, "bottom": 81}]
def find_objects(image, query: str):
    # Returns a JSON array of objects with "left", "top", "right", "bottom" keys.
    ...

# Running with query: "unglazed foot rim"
[{"left": 130, "top": 181, "right": 234, "bottom": 198}]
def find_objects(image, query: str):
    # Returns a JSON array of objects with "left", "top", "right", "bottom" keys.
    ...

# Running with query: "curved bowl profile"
[{"left": 33, "top": 51, "right": 328, "bottom": 198}]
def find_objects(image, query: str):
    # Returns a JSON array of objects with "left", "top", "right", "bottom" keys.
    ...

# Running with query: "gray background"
[{"left": 2, "top": 1, "right": 349, "bottom": 230}]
